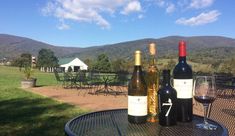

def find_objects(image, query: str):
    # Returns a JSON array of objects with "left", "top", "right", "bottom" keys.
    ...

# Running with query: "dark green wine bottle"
[{"left": 158, "top": 70, "right": 177, "bottom": 126}]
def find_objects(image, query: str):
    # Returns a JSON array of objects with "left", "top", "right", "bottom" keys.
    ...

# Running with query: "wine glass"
[{"left": 193, "top": 76, "right": 217, "bottom": 130}]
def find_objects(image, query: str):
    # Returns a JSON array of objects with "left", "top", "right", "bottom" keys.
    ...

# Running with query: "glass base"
[{"left": 196, "top": 123, "right": 217, "bottom": 130}]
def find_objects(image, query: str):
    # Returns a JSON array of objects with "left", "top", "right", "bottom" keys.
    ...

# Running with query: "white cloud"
[
  {"left": 189, "top": 0, "right": 214, "bottom": 9},
  {"left": 154, "top": 0, "right": 176, "bottom": 13},
  {"left": 177, "top": 0, "right": 190, "bottom": 8},
  {"left": 57, "top": 22, "right": 70, "bottom": 30},
  {"left": 176, "top": 10, "right": 221, "bottom": 26},
  {"left": 42, "top": 0, "right": 219, "bottom": 29},
  {"left": 42, "top": 0, "right": 143, "bottom": 29},
  {"left": 155, "top": 0, "right": 165, "bottom": 7},
  {"left": 166, "top": 3, "right": 175, "bottom": 13},
  {"left": 121, "top": 1, "right": 142, "bottom": 15}
]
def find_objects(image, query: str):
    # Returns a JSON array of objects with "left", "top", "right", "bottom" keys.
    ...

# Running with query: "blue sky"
[{"left": 0, "top": 0, "right": 235, "bottom": 47}]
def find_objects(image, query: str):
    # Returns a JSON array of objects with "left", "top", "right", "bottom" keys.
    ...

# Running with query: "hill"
[
  {"left": 0, "top": 34, "right": 235, "bottom": 61},
  {"left": 66, "top": 36, "right": 235, "bottom": 60},
  {"left": 0, "top": 34, "right": 83, "bottom": 58}
]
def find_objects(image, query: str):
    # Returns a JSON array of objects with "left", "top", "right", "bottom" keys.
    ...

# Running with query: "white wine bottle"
[{"left": 128, "top": 50, "right": 147, "bottom": 124}]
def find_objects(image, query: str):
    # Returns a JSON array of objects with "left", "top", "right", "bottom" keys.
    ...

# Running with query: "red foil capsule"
[{"left": 179, "top": 40, "right": 186, "bottom": 57}]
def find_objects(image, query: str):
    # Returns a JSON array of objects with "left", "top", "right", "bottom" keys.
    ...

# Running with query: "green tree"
[
  {"left": 92, "top": 54, "right": 111, "bottom": 72},
  {"left": 37, "top": 49, "right": 58, "bottom": 68},
  {"left": 211, "top": 60, "right": 222, "bottom": 73},
  {"left": 166, "top": 59, "right": 176, "bottom": 70},
  {"left": 111, "top": 58, "right": 127, "bottom": 72},
  {"left": 219, "top": 58, "right": 235, "bottom": 75},
  {"left": 20, "top": 53, "right": 32, "bottom": 67},
  {"left": 84, "top": 58, "right": 93, "bottom": 71},
  {"left": 11, "top": 53, "right": 32, "bottom": 71}
]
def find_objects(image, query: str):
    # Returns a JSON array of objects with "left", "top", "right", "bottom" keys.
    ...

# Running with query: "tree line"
[
  {"left": 10, "top": 48, "right": 235, "bottom": 75},
  {"left": 11, "top": 49, "right": 58, "bottom": 71}
]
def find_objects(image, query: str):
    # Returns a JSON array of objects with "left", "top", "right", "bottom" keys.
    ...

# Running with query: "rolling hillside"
[
  {"left": 0, "top": 34, "right": 83, "bottom": 58},
  {"left": 66, "top": 36, "right": 235, "bottom": 60},
  {"left": 0, "top": 34, "right": 235, "bottom": 61}
]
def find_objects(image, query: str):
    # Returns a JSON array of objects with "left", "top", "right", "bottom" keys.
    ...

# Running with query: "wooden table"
[{"left": 65, "top": 109, "right": 228, "bottom": 136}]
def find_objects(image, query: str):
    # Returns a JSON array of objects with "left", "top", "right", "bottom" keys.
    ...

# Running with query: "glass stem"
[{"left": 203, "top": 104, "right": 209, "bottom": 125}]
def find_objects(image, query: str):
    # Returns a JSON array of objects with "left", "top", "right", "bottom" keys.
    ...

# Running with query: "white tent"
[{"left": 60, "top": 58, "right": 88, "bottom": 72}]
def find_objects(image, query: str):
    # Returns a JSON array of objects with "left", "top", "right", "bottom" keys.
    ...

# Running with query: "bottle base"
[
  {"left": 147, "top": 116, "right": 158, "bottom": 123},
  {"left": 128, "top": 115, "right": 147, "bottom": 124}
]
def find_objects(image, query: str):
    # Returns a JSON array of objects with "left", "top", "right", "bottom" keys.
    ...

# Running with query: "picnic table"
[{"left": 93, "top": 73, "right": 124, "bottom": 95}]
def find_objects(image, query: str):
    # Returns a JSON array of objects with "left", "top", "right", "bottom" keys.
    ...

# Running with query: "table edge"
[{"left": 64, "top": 108, "right": 228, "bottom": 136}]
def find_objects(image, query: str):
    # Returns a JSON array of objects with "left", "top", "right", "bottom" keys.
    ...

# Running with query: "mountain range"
[{"left": 0, "top": 34, "right": 235, "bottom": 61}]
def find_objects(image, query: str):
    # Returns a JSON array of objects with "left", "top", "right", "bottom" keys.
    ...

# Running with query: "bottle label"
[
  {"left": 162, "top": 98, "right": 173, "bottom": 117},
  {"left": 173, "top": 79, "right": 193, "bottom": 99},
  {"left": 128, "top": 96, "right": 147, "bottom": 116}
]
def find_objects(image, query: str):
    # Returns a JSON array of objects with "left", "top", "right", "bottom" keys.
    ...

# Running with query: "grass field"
[{"left": 0, "top": 66, "right": 88, "bottom": 136}]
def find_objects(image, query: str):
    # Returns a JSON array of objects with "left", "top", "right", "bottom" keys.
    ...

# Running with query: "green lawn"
[{"left": 0, "top": 66, "right": 88, "bottom": 136}]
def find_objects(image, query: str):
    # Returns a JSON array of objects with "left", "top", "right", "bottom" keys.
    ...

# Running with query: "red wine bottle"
[
  {"left": 173, "top": 41, "right": 193, "bottom": 122},
  {"left": 158, "top": 70, "right": 177, "bottom": 126},
  {"left": 128, "top": 50, "right": 147, "bottom": 124}
]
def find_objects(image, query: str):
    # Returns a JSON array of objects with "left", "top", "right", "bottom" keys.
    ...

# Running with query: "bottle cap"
[
  {"left": 179, "top": 40, "right": 186, "bottom": 57},
  {"left": 149, "top": 43, "right": 156, "bottom": 55},
  {"left": 134, "top": 50, "right": 141, "bottom": 66}
]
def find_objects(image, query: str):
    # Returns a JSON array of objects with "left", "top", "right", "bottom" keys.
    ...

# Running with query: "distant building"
[
  {"left": 31, "top": 56, "right": 36, "bottom": 68},
  {"left": 59, "top": 58, "right": 88, "bottom": 72}
]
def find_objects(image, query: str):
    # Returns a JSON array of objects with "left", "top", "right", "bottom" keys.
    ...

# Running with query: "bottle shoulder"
[
  {"left": 174, "top": 62, "right": 192, "bottom": 71},
  {"left": 128, "top": 73, "right": 147, "bottom": 95},
  {"left": 173, "top": 62, "right": 192, "bottom": 78},
  {"left": 158, "top": 86, "right": 177, "bottom": 95}
]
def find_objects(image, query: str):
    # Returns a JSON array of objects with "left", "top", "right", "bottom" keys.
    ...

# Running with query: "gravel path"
[
  {"left": 29, "top": 86, "right": 127, "bottom": 112},
  {"left": 29, "top": 86, "right": 203, "bottom": 115}
]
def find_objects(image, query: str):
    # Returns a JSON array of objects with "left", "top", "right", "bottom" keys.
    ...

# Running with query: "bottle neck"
[
  {"left": 133, "top": 66, "right": 142, "bottom": 78},
  {"left": 134, "top": 65, "right": 142, "bottom": 71},
  {"left": 163, "top": 77, "right": 171, "bottom": 86},
  {"left": 149, "top": 55, "right": 156, "bottom": 66},
  {"left": 179, "top": 56, "right": 186, "bottom": 63}
]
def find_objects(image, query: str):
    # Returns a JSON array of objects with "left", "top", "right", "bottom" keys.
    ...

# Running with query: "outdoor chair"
[
  {"left": 63, "top": 72, "right": 74, "bottom": 88},
  {"left": 76, "top": 71, "right": 89, "bottom": 89},
  {"left": 86, "top": 72, "right": 103, "bottom": 95},
  {"left": 215, "top": 74, "right": 235, "bottom": 97},
  {"left": 74, "top": 71, "right": 100, "bottom": 96},
  {"left": 54, "top": 69, "right": 66, "bottom": 89},
  {"left": 108, "top": 72, "right": 129, "bottom": 96},
  {"left": 209, "top": 97, "right": 235, "bottom": 136}
]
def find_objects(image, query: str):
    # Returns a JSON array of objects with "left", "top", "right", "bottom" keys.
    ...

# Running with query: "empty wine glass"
[{"left": 193, "top": 76, "right": 217, "bottom": 130}]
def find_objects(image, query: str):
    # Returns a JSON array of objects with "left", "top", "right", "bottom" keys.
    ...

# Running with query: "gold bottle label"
[{"left": 148, "top": 85, "right": 157, "bottom": 114}]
